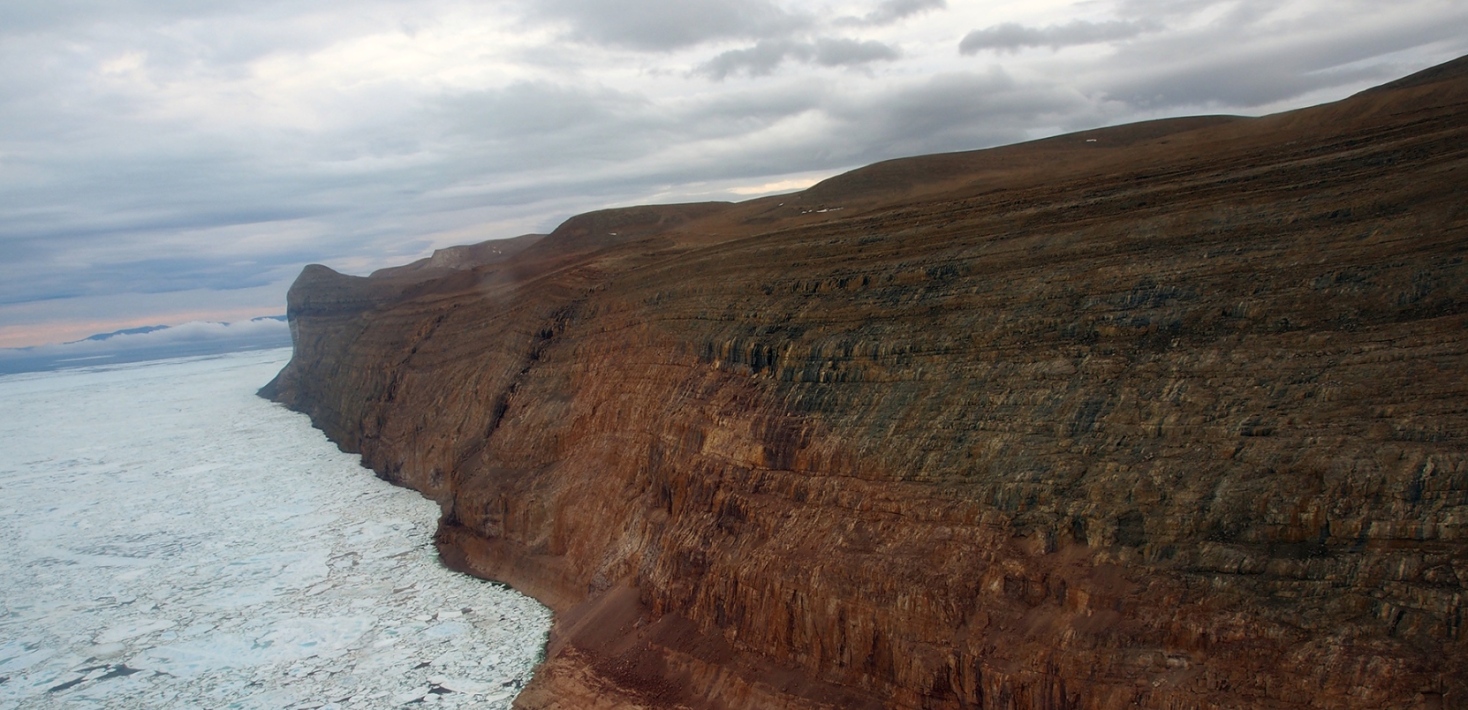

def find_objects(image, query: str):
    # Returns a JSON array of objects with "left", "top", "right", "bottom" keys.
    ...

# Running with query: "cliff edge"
[{"left": 263, "top": 57, "right": 1468, "bottom": 709}]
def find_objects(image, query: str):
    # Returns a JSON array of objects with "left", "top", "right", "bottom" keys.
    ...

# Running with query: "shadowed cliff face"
[{"left": 263, "top": 57, "right": 1468, "bottom": 710}]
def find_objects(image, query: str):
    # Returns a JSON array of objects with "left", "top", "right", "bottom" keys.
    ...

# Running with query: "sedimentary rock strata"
[{"left": 263, "top": 57, "right": 1468, "bottom": 709}]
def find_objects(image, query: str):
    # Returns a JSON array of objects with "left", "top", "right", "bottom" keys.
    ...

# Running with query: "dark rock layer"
[{"left": 263, "top": 57, "right": 1468, "bottom": 709}]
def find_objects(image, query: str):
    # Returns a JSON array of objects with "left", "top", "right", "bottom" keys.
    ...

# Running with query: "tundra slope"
[{"left": 264, "top": 56, "right": 1468, "bottom": 709}]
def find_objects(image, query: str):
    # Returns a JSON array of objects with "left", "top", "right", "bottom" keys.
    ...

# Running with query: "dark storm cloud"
[
  {"left": 837, "top": 0, "right": 947, "bottom": 27},
  {"left": 959, "top": 20, "right": 1156, "bottom": 54},
  {"left": 527, "top": 0, "right": 810, "bottom": 51},
  {"left": 698, "top": 38, "right": 901, "bottom": 79}
]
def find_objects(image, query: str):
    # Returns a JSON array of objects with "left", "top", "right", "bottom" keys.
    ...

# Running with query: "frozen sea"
[{"left": 0, "top": 349, "right": 551, "bottom": 709}]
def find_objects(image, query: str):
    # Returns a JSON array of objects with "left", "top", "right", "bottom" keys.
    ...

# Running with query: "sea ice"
[{"left": 0, "top": 350, "right": 551, "bottom": 709}]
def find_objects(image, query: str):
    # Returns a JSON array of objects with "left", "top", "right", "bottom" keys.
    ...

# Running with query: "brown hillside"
[{"left": 263, "top": 56, "right": 1468, "bottom": 710}]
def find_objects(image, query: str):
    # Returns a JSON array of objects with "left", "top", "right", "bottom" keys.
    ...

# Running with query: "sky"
[{"left": 2, "top": 0, "right": 1466, "bottom": 349}]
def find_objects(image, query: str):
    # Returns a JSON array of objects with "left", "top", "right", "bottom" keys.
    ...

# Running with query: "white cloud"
[{"left": 115, "top": 318, "right": 288, "bottom": 345}]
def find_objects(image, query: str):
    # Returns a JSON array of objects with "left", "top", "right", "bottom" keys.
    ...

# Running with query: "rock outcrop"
[{"left": 262, "top": 57, "right": 1468, "bottom": 709}]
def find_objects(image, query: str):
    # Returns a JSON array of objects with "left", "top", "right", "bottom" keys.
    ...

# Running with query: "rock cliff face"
[{"left": 262, "top": 58, "right": 1468, "bottom": 709}]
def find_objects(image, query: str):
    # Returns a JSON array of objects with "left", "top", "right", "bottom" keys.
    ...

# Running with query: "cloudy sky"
[{"left": 2, "top": 0, "right": 1465, "bottom": 348}]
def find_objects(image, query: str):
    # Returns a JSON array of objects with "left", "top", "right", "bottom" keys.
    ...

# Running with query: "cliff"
[{"left": 262, "top": 57, "right": 1468, "bottom": 709}]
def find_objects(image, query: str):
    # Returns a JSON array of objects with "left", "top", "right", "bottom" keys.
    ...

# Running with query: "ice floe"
[{"left": 0, "top": 350, "right": 551, "bottom": 709}]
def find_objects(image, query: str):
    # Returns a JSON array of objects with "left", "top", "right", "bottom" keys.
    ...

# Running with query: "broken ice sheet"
[{"left": 0, "top": 350, "right": 551, "bottom": 709}]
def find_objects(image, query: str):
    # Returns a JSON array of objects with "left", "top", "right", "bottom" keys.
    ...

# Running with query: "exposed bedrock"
[{"left": 263, "top": 58, "right": 1468, "bottom": 709}]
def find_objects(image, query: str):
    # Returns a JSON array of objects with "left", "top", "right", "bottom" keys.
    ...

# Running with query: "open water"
[{"left": 0, "top": 349, "right": 550, "bottom": 709}]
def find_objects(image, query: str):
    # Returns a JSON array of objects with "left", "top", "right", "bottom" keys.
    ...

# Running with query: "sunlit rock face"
[
  {"left": 0, "top": 351, "right": 549, "bottom": 709},
  {"left": 265, "top": 57, "right": 1468, "bottom": 709}
]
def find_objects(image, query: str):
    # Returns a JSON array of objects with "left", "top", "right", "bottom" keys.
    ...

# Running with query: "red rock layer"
[{"left": 262, "top": 58, "right": 1468, "bottom": 709}]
